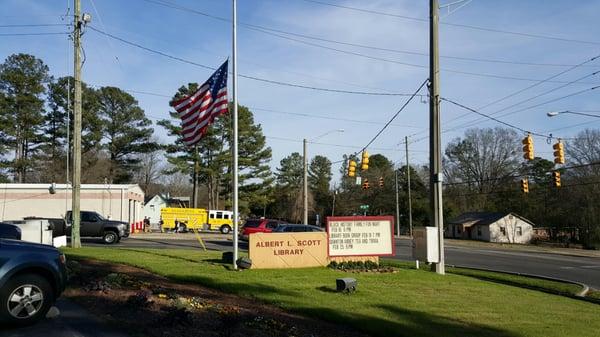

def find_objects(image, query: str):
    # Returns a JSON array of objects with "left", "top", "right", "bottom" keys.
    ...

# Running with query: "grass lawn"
[{"left": 63, "top": 248, "right": 599, "bottom": 337}]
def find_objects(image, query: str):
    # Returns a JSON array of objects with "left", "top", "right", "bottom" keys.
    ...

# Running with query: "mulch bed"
[{"left": 64, "top": 258, "right": 370, "bottom": 337}]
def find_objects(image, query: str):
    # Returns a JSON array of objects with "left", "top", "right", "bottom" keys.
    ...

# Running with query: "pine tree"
[
  {"left": 97, "top": 86, "right": 157, "bottom": 183},
  {"left": 309, "top": 155, "right": 332, "bottom": 219},
  {"left": 43, "top": 76, "right": 103, "bottom": 182},
  {"left": 0, "top": 53, "right": 50, "bottom": 182}
]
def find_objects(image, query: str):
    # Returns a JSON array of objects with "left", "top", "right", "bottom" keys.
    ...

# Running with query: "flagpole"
[{"left": 232, "top": 0, "right": 239, "bottom": 270}]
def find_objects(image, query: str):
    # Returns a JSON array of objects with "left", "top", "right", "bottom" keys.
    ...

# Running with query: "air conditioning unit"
[{"left": 412, "top": 227, "right": 439, "bottom": 263}]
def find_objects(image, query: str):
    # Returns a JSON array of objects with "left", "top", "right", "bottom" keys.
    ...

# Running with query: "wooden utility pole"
[
  {"left": 429, "top": 0, "right": 445, "bottom": 274},
  {"left": 71, "top": 0, "right": 82, "bottom": 248}
]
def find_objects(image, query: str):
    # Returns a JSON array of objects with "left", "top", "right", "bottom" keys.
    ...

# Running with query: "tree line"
[{"left": 1, "top": 53, "right": 598, "bottom": 248}]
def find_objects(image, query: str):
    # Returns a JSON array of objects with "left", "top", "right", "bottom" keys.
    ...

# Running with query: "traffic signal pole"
[{"left": 429, "top": 0, "right": 445, "bottom": 274}]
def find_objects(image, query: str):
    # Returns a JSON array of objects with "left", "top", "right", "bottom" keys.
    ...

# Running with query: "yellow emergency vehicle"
[{"left": 160, "top": 207, "right": 234, "bottom": 234}]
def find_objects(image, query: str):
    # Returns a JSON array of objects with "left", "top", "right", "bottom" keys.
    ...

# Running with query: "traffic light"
[
  {"left": 552, "top": 171, "right": 561, "bottom": 187},
  {"left": 362, "top": 178, "right": 370, "bottom": 190},
  {"left": 361, "top": 150, "right": 369, "bottom": 171},
  {"left": 553, "top": 140, "right": 565, "bottom": 164},
  {"left": 347, "top": 160, "right": 357, "bottom": 177},
  {"left": 379, "top": 177, "right": 384, "bottom": 187},
  {"left": 520, "top": 179, "right": 529, "bottom": 193},
  {"left": 522, "top": 134, "right": 534, "bottom": 161}
]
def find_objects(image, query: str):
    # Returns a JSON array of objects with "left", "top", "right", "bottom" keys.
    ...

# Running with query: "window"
[
  {"left": 477, "top": 226, "right": 482, "bottom": 236},
  {"left": 457, "top": 226, "right": 462, "bottom": 234},
  {"left": 81, "top": 212, "right": 97, "bottom": 222},
  {"left": 500, "top": 227, "right": 506, "bottom": 236},
  {"left": 267, "top": 221, "right": 279, "bottom": 229},
  {"left": 516, "top": 226, "right": 523, "bottom": 236},
  {"left": 209, "top": 213, "right": 215, "bottom": 219},
  {"left": 216, "top": 212, "right": 223, "bottom": 219},
  {"left": 243, "top": 219, "right": 261, "bottom": 228}
]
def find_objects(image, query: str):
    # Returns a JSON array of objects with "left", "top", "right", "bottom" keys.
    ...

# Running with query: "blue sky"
[{"left": 1, "top": 0, "right": 600, "bottom": 180}]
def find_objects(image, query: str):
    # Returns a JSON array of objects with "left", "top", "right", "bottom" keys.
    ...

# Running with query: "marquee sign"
[{"left": 327, "top": 216, "right": 395, "bottom": 257}]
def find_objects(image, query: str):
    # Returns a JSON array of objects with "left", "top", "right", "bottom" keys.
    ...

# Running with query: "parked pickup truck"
[{"left": 65, "top": 211, "right": 129, "bottom": 244}]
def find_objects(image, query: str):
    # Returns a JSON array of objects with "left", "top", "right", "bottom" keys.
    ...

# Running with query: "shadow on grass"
[
  {"left": 315, "top": 286, "right": 338, "bottom": 293},
  {"left": 298, "top": 306, "right": 522, "bottom": 337}
]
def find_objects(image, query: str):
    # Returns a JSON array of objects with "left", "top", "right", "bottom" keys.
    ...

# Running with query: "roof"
[{"left": 447, "top": 212, "right": 535, "bottom": 227}]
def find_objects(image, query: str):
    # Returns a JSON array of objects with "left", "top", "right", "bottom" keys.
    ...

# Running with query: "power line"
[
  {"left": 431, "top": 56, "right": 600, "bottom": 131},
  {"left": 443, "top": 161, "right": 600, "bottom": 186},
  {"left": 139, "top": 0, "right": 600, "bottom": 84},
  {"left": 87, "top": 26, "right": 421, "bottom": 96},
  {"left": 0, "top": 32, "right": 69, "bottom": 36},
  {"left": 139, "top": 0, "right": 600, "bottom": 68},
  {"left": 440, "top": 97, "right": 554, "bottom": 139},
  {"left": 298, "top": 0, "right": 600, "bottom": 46},
  {"left": 0, "top": 23, "right": 69, "bottom": 27},
  {"left": 444, "top": 85, "right": 600, "bottom": 133},
  {"left": 250, "top": 26, "right": 600, "bottom": 84},
  {"left": 349, "top": 79, "right": 428, "bottom": 157},
  {"left": 252, "top": 107, "right": 422, "bottom": 128}
]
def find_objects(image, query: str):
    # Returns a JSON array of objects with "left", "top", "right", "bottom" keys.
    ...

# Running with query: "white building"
[
  {"left": 142, "top": 194, "right": 190, "bottom": 226},
  {"left": 446, "top": 212, "right": 534, "bottom": 244},
  {"left": 0, "top": 183, "right": 145, "bottom": 232}
]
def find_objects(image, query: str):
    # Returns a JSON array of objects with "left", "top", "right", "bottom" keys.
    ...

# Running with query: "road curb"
[{"left": 446, "top": 264, "right": 591, "bottom": 298}]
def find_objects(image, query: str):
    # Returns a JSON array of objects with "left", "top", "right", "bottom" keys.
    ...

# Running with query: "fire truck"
[{"left": 160, "top": 208, "right": 234, "bottom": 234}]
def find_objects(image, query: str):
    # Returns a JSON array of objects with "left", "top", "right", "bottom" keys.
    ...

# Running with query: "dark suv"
[{"left": 0, "top": 239, "right": 68, "bottom": 326}]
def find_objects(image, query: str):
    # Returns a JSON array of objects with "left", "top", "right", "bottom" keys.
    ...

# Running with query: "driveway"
[{"left": 1, "top": 298, "right": 129, "bottom": 337}]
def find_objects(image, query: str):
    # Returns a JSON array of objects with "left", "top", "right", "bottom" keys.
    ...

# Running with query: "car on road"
[
  {"left": 0, "top": 239, "right": 68, "bottom": 326},
  {"left": 66, "top": 210, "right": 129, "bottom": 244},
  {"left": 239, "top": 219, "right": 287, "bottom": 241},
  {"left": 272, "top": 224, "right": 324, "bottom": 233},
  {"left": 0, "top": 223, "right": 21, "bottom": 240}
]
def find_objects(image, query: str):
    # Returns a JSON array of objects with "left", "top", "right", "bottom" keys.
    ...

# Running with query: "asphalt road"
[{"left": 89, "top": 235, "right": 600, "bottom": 289}]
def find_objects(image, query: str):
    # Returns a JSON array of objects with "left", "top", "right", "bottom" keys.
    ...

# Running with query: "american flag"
[{"left": 171, "top": 60, "right": 229, "bottom": 147}]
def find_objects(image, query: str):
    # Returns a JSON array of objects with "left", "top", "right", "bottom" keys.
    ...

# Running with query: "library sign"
[
  {"left": 249, "top": 216, "right": 395, "bottom": 269},
  {"left": 327, "top": 216, "right": 395, "bottom": 257}
]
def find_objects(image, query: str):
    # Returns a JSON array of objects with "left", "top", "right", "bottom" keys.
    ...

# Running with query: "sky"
[{"left": 1, "top": 0, "right": 600, "bottom": 182}]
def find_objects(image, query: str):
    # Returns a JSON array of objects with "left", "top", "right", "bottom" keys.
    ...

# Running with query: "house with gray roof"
[{"left": 445, "top": 212, "right": 535, "bottom": 244}]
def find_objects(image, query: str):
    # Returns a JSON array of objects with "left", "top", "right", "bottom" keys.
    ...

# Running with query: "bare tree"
[
  {"left": 135, "top": 147, "right": 165, "bottom": 193},
  {"left": 445, "top": 127, "right": 521, "bottom": 192},
  {"left": 566, "top": 129, "right": 600, "bottom": 177}
]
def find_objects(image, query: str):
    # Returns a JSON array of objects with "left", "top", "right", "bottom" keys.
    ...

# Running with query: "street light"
[
  {"left": 547, "top": 110, "right": 600, "bottom": 118},
  {"left": 303, "top": 129, "right": 344, "bottom": 224}
]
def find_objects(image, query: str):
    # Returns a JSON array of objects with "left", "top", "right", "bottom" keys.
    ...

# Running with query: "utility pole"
[
  {"left": 405, "top": 136, "right": 413, "bottom": 238},
  {"left": 303, "top": 138, "right": 308, "bottom": 224},
  {"left": 331, "top": 184, "right": 336, "bottom": 217},
  {"left": 395, "top": 168, "right": 400, "bottom": 237},
  {"left": 71, "top": 0, "right": 82, "bottom": 248},
  {"left": 429, "top": 0, "right": 445, "bottom": 274}
]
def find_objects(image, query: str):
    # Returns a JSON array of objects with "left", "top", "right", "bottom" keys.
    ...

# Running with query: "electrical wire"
[
  {"left": 0, "top": 23, "right": 69, "bottom": 27},
  {"left": 440, "top": 97, "right": 556, "bottom": 139},
  {"left": 441, "top": 85, "right": 600, "bottom": 134},
  {"left": 138, "top": 0, "right": 600, "bottom": 84},
  {"left": 298, "top": 0, "right": 600, "bottom": 46},
  {"left": 443, "top": 161, "right": 600, "bottom": 186},
  {"left": 86, "top": 26, "right": 421, "bottom": 96},
  {"left": 0, "top": 32, "right": 69, "bottom": 36}
]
